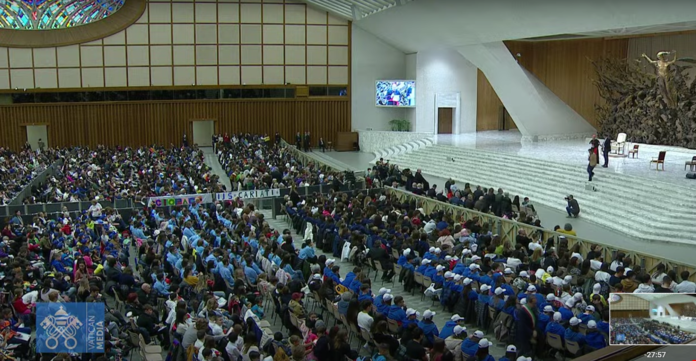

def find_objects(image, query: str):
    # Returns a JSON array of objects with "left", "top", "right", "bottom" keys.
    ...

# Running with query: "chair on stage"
[
  {"left": 628, "top": 144, "right": 639, "bottom": 158},
  {"left": 650, "top": 151, "right": 666, "bottom": 171},
  {"left": 685, "top": 156, "right": 696, "bottom": 171},
  {"left": 613, "top": 133, "right": 627, "bottom": 154}
]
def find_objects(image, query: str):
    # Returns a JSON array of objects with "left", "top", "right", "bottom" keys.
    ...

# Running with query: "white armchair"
[{"left": 612, "top": 133, "right": 627, "bottom": 154}]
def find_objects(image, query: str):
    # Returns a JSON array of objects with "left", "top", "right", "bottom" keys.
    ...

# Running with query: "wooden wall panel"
[
  {"left": 0, "top": 99, "right": 350, "bottom": 150},
  {"left": 507, "top": 38, "right": 628, "bottom": 128},
  {"left": 476, "top": 38, "right": 628, "bottom": 130},
  {"left": 476, "top": 70, "right": 517, "bottom": 131}
]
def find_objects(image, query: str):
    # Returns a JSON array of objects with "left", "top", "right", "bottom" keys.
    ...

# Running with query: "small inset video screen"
[{"left": 609, "top": 293, "right": 696, "bottom": 345}]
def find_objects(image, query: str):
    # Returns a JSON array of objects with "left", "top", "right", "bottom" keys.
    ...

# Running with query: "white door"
[
  {"left": 26, "top": 125, "right": 48, "bottom": 151},
  {"left": 192, "top": 120, "right": 214, "bottom": 147}
]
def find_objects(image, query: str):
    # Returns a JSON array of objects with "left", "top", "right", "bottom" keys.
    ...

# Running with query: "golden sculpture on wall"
[
  {"left": 642, "top": 51, "right": 678, "bottom": 106},
  {"left": 592, "top": 52, "right": 696, "bottom": 148}
]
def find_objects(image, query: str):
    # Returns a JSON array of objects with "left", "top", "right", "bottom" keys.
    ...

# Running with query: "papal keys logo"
[{"left": 37, "top": 303, "right": 105, "bottom": 353}]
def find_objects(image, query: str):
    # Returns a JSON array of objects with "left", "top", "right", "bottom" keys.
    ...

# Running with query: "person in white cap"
[
  {"left": 565, "top": 317, "right": 586, "bottom": 346},
  {"left": 374, "top": 287, "right": 392, "bottom": 308},
  {"left": 417, "top": 258, "right": 431, "bottom": 274},
  {"left": 499, "top": 345, "right": 518, "bottom": 361},
  {"left": 378, "top": 293, "right": 393, "bottom": 315},
  {"left": 323, "top": 259, "right": 340, "bottom": 284},
  {"left": 398, "top": 249, "right": 411, "bottom": 266},
  {"left": 537, "top": 305, "right": 555, "bottom": 337},
  {"left": 440, "top": 314, "right": 466, "bottom": 339},
  {"left": 512, "top": 271, "right": 529, "bottom": 292},
  {"left": 418, "top": 309, "right": 439, "bottom": 346},
  {"left": 461, "top": 330, "right": 485, "bottom": 356},
  {"left": 491, "top": 287, "right": 506, "bottom": 311},
  {"left": 403, "top": 308, "right": 420, "bottom": 328},
  {"left": 473, "top": 338, "right": 494, "bottom": 361},
  {"left": 579, "top": 305, "right": 597, "bottom": 324},
  {"left": 585, "top": 320, "right": 607, "bottom": 350},
  {"left": 546, "top": 312, "right": 566, "bottom": 342},
  {"left": 445, "top": 325, "right": 467, "bottom": 358},
  {"left": 590, "top": 283, "right": 608, "bottom": 307},
  {"left": 425, "top": 247, "right": 437, "bottom": 260}
]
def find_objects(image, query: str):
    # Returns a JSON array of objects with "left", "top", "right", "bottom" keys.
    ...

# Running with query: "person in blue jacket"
[
  {"left": 423, "top": 247, "right": 436, "bottom": 261},
  {"left": 417, "top": 310, "right": 439, "bottom": 347},
  {"left": 387, "top": 296, "right": 407, "bottom": 325},
  {"left": 559, "top": 300, "right": 575, "bottom": 321},
  {"left": 546, "top": 312, "right": 567, "bottom": 341},
  {"left": 402, "top": 308, "right": 420, "bottom": 329},
  {"left": 342, "top": 267, "right": 361, "bottom": 288},
  {"left": 397, "top": 248, "right": 411, "bottom": 266},
  {"left": 564, "top": 317, "right": 586, "bottom": 346},
  {"left": 424, "top": 263, "right": 440, "bottom": 280},
  {"left": 416, "top": 258, "right": 431, "bottom": 274},
  {"left": 460, "top": 330, "right": 484, "bottom": 358},
  {"left": 349, "top": 275, "right": 363, "bottom": 294},
  {"left": 439, "top": 314, "right": 465, "bottom": 339},
  {"left": 585, "top": 320, "right": 607, "bottom": 351},
  {"left": 578, "top": 305, "right": 596, "bottom": 325},
  {"left": 357, "top": 284, "right": 373, "bottom": 303},
  {"left": 490, "top": 288, "right": 506, "bottom": 311},
  {"left": 538, "top": 305, "right": 554, "bottom": 336},
  {"left": 373, "top": 287, "right": 391, "bottom": 308},
  {"left": 377, "top": 293, "right": 393, "bottom": 315},
  {"left": 473, "top": 338, "right": 496, "bottom": 361},
  {"left": 498, "top": 344, "right": 519, "bottom": 361}
]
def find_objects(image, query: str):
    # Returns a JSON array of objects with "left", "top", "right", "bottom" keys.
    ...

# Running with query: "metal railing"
[{"left": 384, "top": 187, "right": 696, "bottom": 281}]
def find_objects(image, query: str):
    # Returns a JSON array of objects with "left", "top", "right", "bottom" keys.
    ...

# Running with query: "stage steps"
[
  {"left": 387, "top": 145, "right": 696, "bottom": 245},
  {"left": 372, "top": 137, "right": 435, "bottom": 163}
]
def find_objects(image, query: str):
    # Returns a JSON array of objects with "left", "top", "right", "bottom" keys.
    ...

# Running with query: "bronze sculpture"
[
  {"left": 593, "top": 53, "right": 696, "bottom": 149},
  {"left": 642, "top": 51, "right": 678, "bottom": 106}
]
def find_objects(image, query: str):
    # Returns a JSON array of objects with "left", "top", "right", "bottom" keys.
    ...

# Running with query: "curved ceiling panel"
[{"left": 0, "top": 0, "right": 144, "bottom": 47}]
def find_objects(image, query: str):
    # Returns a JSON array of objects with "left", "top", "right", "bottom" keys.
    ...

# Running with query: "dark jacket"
[
  {"left": 313, "top": 334, "right": 331, "bottom": 361},
  {"left": 568, "top": 199, "right": 580, "bottom": 215},
  {"left": 136, "top": 311, "right": 159, "bottom": 333}
]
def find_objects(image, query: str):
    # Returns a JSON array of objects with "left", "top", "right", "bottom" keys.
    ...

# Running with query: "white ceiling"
[
  {"left": 333, "top": 0, "right": 696, "bottom": 53},
  {"left": 300, "top": 0, "right": 415, "bottom": 20},
  {"left": 630, "top": 294, "right": 696, "bottom": 304}
]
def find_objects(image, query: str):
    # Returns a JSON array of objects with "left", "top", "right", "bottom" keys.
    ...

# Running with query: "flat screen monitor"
[{"left": 375, "top": 80, "right": 415, "bottom": 107}]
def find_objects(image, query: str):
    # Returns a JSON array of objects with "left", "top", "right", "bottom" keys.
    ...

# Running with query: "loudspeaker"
[{"left": 687, "top": 172, "right": 696, "bottom": 179}]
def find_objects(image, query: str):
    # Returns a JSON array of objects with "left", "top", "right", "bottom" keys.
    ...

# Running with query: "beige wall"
[{"left": 0, "top": 0, "right": 350, "bottom": 90}]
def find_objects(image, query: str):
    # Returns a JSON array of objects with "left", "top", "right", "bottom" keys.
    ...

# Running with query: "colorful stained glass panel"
[{"left": 0, "top": 0, "right": 125, "bottom": 30}]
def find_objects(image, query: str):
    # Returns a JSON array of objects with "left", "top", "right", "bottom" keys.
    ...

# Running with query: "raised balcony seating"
[{"left": 387, "top": 145, "right": 696, "bottom": 245}]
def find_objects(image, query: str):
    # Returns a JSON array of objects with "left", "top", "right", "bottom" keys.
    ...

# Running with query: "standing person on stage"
[
  {"left": 319, "top": 138, "right": 326, "bottom": 152},
  {"left": 602, "top": 135, "right": 611, "bottom": 168},
  {"left": 587, "top": 147, "right": 598, "bottom": 182},
  {"left": 296, "top": 132, "right": 301, "bottom": 148}
]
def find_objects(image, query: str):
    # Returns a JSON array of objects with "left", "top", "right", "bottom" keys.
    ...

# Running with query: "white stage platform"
[{"left": 435, "top": 131, "right": 696, "bottom": 189}]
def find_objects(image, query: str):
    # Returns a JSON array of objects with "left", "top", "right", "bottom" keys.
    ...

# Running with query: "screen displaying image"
[{"left": 375, "top": 80, "right": 415, "bottom": 107}]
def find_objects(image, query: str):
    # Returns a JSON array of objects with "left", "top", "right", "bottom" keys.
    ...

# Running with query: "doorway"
[
  {"left": 437, "top": 107, "right": 454, "bottom": 134},
  {"left": 191, "top": 120, "right": 215, "bottom": 147},
  {"left": 26, "top": 124, "right": 48, "bottom": 151}
]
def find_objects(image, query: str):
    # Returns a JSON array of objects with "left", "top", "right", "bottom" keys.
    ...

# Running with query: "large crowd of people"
[
  {"left": 0, "top": 146, "right": 59, "bottom": 205},
  {"left": 23, "top": 145, "right": 223, "bottom": 205},
  {"left": 611, "top": 318, "right": 695, "bottom": 345},
  {"left": 3, "top": 137, "right": 696, "bottom": 361},
  {"left": 283, "top": 184, "right": 614, "bottom": 360},
  {"left": 216, "top": 133, "right": 345, "bottom": 191}
]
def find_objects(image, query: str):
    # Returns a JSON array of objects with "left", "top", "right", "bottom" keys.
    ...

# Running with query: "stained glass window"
[{"left": 0, "top": 0, "right": 125, "bottom": 30}]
